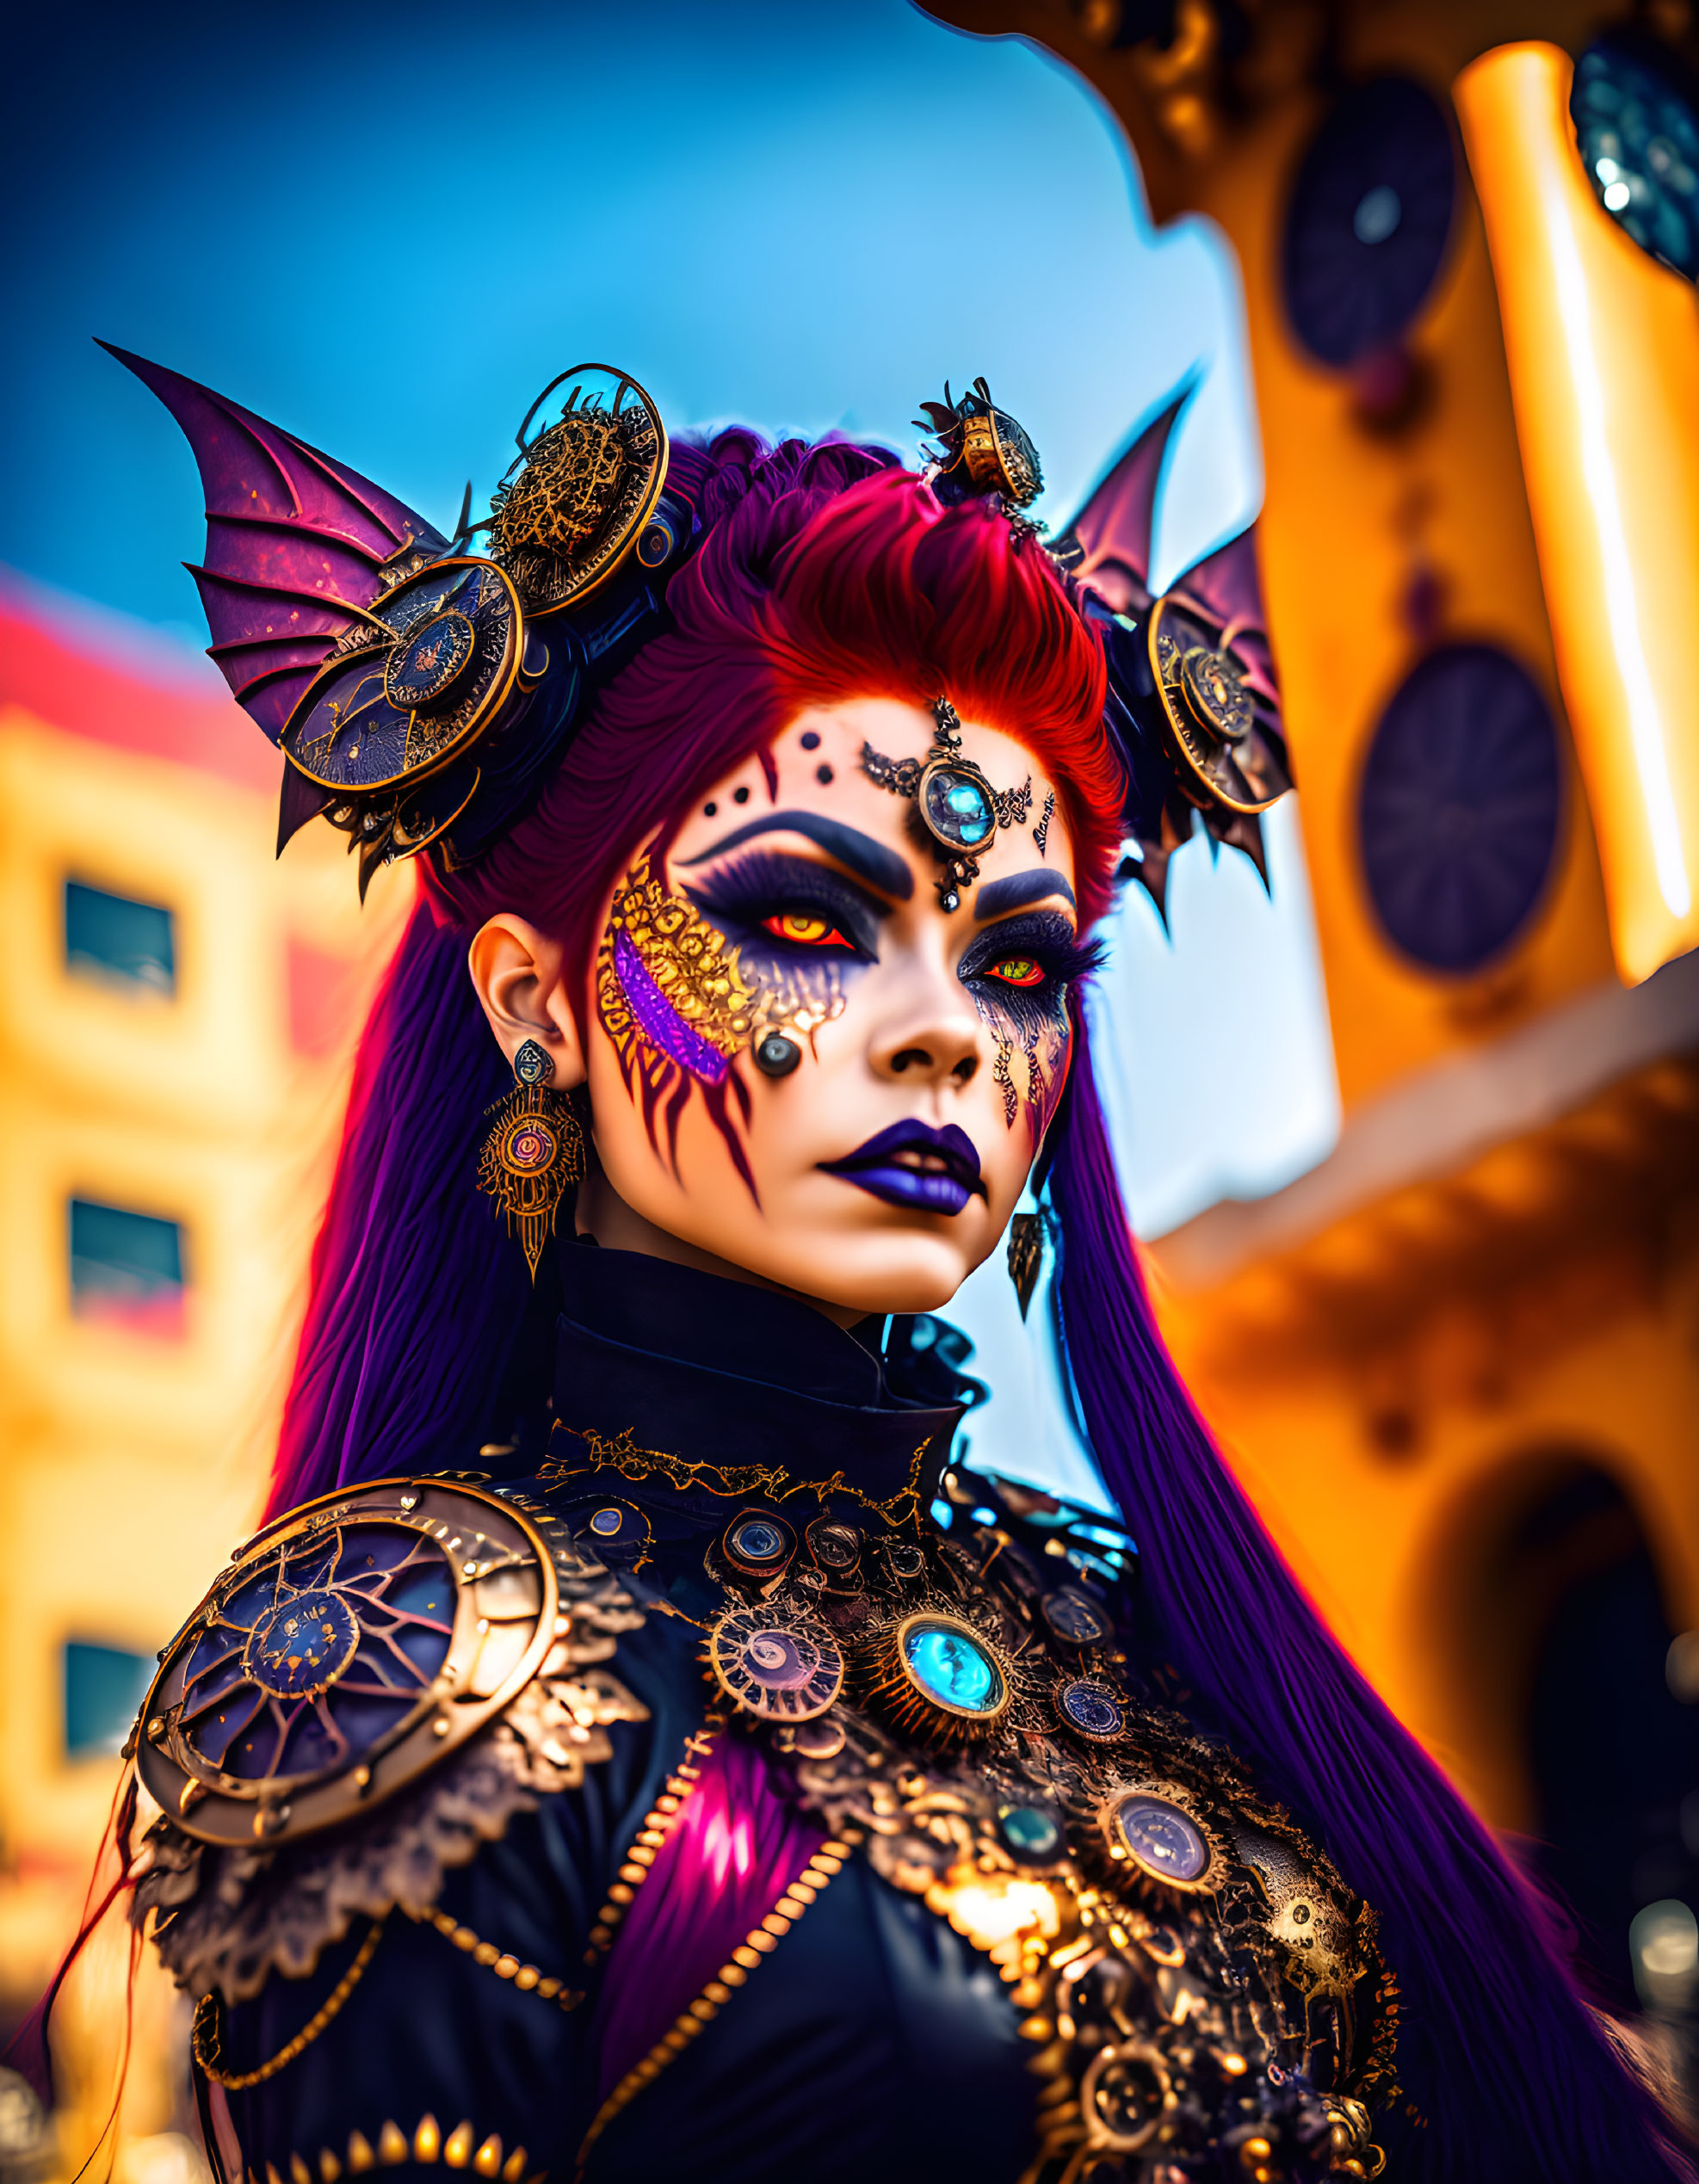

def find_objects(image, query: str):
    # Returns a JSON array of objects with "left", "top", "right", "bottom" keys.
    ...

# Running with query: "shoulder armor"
[{"left": 130, "top": 1477, "right": 648, "bottom": 2000}]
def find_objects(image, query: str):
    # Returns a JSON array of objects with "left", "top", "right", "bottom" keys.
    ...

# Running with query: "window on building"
[
  {"left": 64, "top": 879, "right": 176, "bottom": 996},
  {"left": 69, "top": 1198, "right": 186, "bottom": 1336},
  {"left": 64, "top": 1638, "right": 155, "bottom": 1759}
]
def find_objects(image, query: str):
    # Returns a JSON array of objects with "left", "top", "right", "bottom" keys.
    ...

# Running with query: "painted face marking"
[
  {"left": 679, "top": 811, "right": 913, "bottom": 901},
  {"left": 973, "top": 867, "right": 1077, "bottom": 918},
  {"left": 993, "top": 1040, "right": 1018, "bottom": 1127},
  {"left": 955, "top": 907, "right": 1098, "bottom": 1144},
  {"left": 597, "top": 848, "right": 850, "bottom": 1192}
]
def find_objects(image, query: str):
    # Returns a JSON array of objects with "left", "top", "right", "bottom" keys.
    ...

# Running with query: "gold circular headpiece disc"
[
  {"left": 1146, "top": 593, "right": 1290, "bottom": 816},
  {"left": 487, "top": 364, "right": 670, "bottom": 620}
]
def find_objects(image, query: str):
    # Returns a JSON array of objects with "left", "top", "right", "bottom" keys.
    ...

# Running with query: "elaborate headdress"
[
  {"left": 1044, "top": 386, "right": 1293, "bottom": 918},
  {"left": 105, "top": 349, "right": 1289, "bottom": 908},
  {"left": 102, "top": 349, "right": 689, "bottom": 896}
]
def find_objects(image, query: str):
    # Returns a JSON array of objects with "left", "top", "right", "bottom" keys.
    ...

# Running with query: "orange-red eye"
[
  {"left": 763, "top": 910, "right": 851, "bottom": 949},
  {"left": 986, "top": 956, "right": 1046, "bottom": 987}
]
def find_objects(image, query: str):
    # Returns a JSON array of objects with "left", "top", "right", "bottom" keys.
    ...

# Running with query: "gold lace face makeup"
[{"left": 596, "top": 848, "right": 846, "bottom": 1090}]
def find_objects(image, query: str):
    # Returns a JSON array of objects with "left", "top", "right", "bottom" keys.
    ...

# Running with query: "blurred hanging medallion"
[
  {"left": 487, "top": 364, "right": 670, "bottom": 617},
  {"left": 281, "top": 558, "right": 523, "bottom": 797}
]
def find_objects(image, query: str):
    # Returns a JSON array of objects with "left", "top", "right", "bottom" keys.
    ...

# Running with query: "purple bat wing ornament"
[
  {"left": 1062, "top": 386, "right": 1187, "bottom": 619},
  {"left": 100, "top": 342, "right": 448, "bottom": 743},
  {"left": 1058, "top": 383, "right": 1292, "bottom": 921}
]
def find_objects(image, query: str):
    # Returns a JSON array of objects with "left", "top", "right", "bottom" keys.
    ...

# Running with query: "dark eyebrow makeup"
[
  {"left": 973, "top": 868, "right": 1077, "bottom": 920},
  {"left": 679, "top": 811, "right": 914, "bottom": 901}
]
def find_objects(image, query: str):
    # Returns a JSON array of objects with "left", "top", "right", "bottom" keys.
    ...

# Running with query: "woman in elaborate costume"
[{"left": 66, "top": 352, "right": 1690, "bottom": 2183}]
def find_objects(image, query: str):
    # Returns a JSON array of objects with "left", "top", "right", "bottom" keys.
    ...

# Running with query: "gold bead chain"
[
  {"left": 408, "top": 1904, "right": 583, "bottom": 2012},
  {"left": 572, "top": 1829, "right": 862, "bottom": 2176},
  {"left": 192, "top": 1919, "right": 385, "bottom": 2091},
  {"left": 581, "top": 1718, "right": 724, "bottom": 1969}
]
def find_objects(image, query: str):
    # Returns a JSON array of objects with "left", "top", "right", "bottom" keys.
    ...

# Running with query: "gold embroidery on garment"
[
  {"left": 788, "top": 1697, "right": 1399, "bottom": 2182},
  {"left": 256, "top": 2119, "right": 540, "bottom": 2184},
  {"left": 539, "top": 1424, "right": 930, "bottom": 1527}
]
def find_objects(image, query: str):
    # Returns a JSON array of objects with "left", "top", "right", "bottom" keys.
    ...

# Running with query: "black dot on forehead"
[
  {"left": 800, "top": 730, "right": 821, "bottom": 750},
  {"left": 733, "top": 785, "right": 751, "bottom": 805},
  {"left": 816, "top": 763, "right": 834, "bottom": 785},
  {"left": 703, "top": 801, "right": 717, "bottom": 817}
]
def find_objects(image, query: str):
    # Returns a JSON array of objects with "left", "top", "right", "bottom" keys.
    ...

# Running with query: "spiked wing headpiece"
[
  {"left": 103, "top": 346, "right": 692, "bottom": 895},
  {"left": 1054, "top": 388, "right": 1292, "bottom": 920},
  {"left": 112, "top": 349, "right": 1286, "bottom": 911}
]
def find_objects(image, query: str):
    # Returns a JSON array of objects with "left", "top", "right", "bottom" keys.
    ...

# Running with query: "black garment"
[{"left": 222, "top": 1250, "right": 1038, "bottom": 2184}]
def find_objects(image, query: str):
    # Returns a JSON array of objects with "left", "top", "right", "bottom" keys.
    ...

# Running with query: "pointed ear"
[{"left": 466, "top": 916, "right": 587, "bottom": 1090}]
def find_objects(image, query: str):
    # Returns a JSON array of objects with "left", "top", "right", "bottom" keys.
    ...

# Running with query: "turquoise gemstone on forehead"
[
  {"left": 923, "top": 765, "right": 995, "bottom": 852},
  {"left": 946, "top": 784, "right": 991, "bottom": 840},
  {"left": 904, "top": 1620, "right": 1002, "bottom": 1712}
]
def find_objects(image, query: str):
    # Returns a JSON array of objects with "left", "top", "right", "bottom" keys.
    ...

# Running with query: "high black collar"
[{"left": 542, "top": 1242, "right": 964, "bottom": 1519}]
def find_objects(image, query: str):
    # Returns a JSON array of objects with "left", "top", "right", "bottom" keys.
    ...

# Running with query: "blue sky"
[
  {"left": 0, "top": 0, "right": 1262, "bottom": 624},
  {"left": 0, "top": 0, "right": 1338, "bottom": 1498}
]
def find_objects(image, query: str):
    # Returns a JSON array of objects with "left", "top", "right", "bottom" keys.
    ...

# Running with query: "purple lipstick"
[{"left": 819, "top": 1121, "right": 985, "bottom": 1216}]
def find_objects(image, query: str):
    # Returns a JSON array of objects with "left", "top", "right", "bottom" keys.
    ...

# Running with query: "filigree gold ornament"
[
  {"left": 862, "top": 700, "right": 1032, "bottom": 910},
  {"left": 915, "top": 377, "right": 1045, "bottom": 509},
  {"left": 706, "top": 1601, "right": 847, "bottom": 1724},
  {"left": 597, "top": 850, "right": 845, "bottom": 1087},
  {"left": 476, "top": 1039, "right": 584, "bottom": 1280},
  {"left": 1148, "top": 592, "right": 1292, "bottom": 817},
  {"left": 133, "top": 1478, "right": 622, "bottom": 1853},
  {"left": 859, "top": 1607, "right": 1018, "bottom": 1747},
  {"left": 486, "top": 366, "right": 670, "bottom": 618}
]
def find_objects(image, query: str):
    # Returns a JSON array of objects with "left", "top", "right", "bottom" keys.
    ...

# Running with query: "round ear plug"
[{"left": 753, "top": 1033, "right": 802, "bottom": 1077}]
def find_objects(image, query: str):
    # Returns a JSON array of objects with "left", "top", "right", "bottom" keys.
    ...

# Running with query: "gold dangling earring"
[{"left": 476, "top": 1038, "right": 584, "bottom": 1280}]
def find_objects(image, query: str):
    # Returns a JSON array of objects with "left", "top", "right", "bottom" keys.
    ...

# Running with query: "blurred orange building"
[
  {"left": 936, "top": 0, "right": 1699, "bottom": 2003},
  {"left": 0, "top": 585, "right": 409, "bottom": 2169}
]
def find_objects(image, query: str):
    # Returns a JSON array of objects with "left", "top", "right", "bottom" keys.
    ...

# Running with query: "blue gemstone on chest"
[
  {"left": 999, "top": 1803, "right": 1062, "bottom": 1859},
  {"left": 903, "top": 1619, "right": 1003, "bottom": 1713}
]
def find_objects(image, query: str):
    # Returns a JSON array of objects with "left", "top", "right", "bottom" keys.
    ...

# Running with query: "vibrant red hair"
[{"left": 427, "top": 439, "right": 1121, "bottom": 972}]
